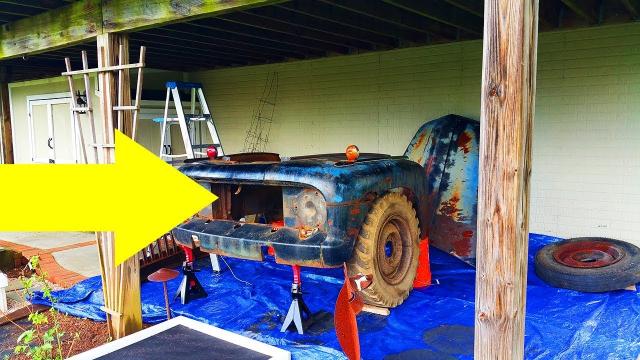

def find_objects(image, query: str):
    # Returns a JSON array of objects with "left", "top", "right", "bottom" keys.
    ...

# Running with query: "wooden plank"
[
  {"left": 0, "top": 0, "right": 102, "bottom": 59},
  {"left": 0, "top": 67, "right": 12, "bottom": 164},
  {"left": 101, "top": 0, "right": 284, "bottom": 33},
  {"left": 0, "top": 304, "right": 49, "bottom": 326},
  {"left": 474, "top": 0, "right": 539, "bottom": 359}
]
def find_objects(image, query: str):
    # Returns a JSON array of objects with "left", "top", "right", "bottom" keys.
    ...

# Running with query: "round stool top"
[{"left": 148, "top": 268, "right": 180, "bottom": 282}]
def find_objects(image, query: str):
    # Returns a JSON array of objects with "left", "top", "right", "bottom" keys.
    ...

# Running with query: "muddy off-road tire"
[{"left": 347, "top": 193, "right": 420, "bottom": 307}]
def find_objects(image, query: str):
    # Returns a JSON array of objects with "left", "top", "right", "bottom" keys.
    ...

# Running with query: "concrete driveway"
[{"left": 0, "top": 232, "right": 100, "bottom": 287}]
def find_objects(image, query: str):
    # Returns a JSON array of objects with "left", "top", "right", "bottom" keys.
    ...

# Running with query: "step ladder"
[
  {"left": 158, "top": 82, "right": 224, "bottom": 161},
  {"left": 158, "top": 81, "right": 223, "bottom": 273}
]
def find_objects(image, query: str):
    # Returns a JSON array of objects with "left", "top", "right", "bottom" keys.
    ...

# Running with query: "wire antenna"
[{"left": 243, "top": 72, "right": 278, "bottom": 153}]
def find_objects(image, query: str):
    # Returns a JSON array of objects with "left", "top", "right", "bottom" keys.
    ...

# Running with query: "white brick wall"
[{"left": 189, "top": 23, "right": 639, "bottom": 245}]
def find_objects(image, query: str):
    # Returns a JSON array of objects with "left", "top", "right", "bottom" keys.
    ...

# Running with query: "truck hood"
[{"left": 179, "top": 154, "right": 425, "bottom": 204}]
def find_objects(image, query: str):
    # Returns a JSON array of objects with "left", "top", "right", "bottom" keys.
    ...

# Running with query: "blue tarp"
[{"left": 33, "top": 234, "right": 640, "bottom": 359}]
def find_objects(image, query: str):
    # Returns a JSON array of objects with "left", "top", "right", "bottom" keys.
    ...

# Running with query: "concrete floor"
[
  {"left": 52, "top": 245, "right": 100, "bottom": 277},
  {"left": 0, "top": 232, "right": 95, "bottom": 249},
  {"left": 0, "top": 232, "right": 100, "bottom": 280}
]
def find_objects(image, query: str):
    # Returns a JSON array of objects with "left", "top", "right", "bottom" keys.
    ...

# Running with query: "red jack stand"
[
  {"left": 175, "top": 245, "right": 207, "bottom": 305},
  {"left": 280, "top": 265, "right": 312, "bottom": 335}
]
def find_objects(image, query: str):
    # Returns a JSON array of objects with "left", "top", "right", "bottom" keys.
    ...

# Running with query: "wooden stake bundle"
[{"left": 62, "top": 33, "right": 146, "bottom": 339}]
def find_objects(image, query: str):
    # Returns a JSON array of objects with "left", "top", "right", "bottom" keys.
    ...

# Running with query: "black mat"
[{"left": 96, "top": 324, "right": 272, "bottom": 360}]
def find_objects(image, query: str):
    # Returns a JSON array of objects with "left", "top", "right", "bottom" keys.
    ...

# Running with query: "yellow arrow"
[{"left": 0, "top": 130, "right": 217, "bottom": 265}]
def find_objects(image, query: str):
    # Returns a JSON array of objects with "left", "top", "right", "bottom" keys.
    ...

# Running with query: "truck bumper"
[{"left": 172, "top": 219, "right": 348, "bottom": 268}]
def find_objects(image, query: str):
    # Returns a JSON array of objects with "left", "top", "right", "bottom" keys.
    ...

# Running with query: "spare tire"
[{"left": 535, "top": 237, "right": 640, "bottom": 292}]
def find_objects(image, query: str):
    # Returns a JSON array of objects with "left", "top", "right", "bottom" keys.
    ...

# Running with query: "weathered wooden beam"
[
  {"left": 0, "top": 0, "right": 283, "bottom": 60},
  {"left": 382, "top": 0, "right": 484, "bottom": 35},
  {"left": 95, "top": 32, "right": 142, "bottom": 339},
  {"left": 0, "top": 0, "right": 102, "bottom": 60},
  {"left": 475, "top": 0, "right": 539, "bottom": 358},
  {"left": 0, "top": 67, "right": 12, "bottom": 164},
  {"left": 101, "top": 0, "right": 284, "bottom": 33},
  {"left": 560, "top": 0, "right": 597, "bottom": 23}
]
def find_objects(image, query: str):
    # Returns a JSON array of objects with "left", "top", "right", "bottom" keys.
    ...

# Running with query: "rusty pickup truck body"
[{"left": 172, "top": 114, "right": 480, "bottom": 268}]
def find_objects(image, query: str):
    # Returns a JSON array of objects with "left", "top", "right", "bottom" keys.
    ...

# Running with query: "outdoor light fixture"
[{"left": 75, "top": 90, "right": 87, "bottom": 114}]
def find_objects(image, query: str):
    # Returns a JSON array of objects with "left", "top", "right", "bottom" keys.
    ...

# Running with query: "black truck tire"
[
  {"left": 347, "top": 192, "right": 420, "bottom": 307},
  {"left": 535, "top": 237, "right": 640, "bottom": 292}
]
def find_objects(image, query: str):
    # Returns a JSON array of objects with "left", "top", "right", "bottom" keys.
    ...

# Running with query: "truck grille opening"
[{"left": 198, "top": 183, "right": 284, "bottom": 224}]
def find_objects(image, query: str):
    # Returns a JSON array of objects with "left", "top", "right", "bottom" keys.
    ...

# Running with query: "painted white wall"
[
  {"left": 190, "top": 23, "right": 640, "bottom": 245},
  {"left": 8, "top": 69, "right": 185, "bottom": 163}
]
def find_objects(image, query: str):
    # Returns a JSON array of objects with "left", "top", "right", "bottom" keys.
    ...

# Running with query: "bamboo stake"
[
  {"left": 81, "top": 51, "right": 99, "bottom": 164},
  {"left": 63, "top": 58, "right": 88, "bottom": 164},
  {"left": 132, "top": 47, "right": 145, "bottom": 141},
  {"left": 117, "top": 44, "right": 124, "bottom": 132}
]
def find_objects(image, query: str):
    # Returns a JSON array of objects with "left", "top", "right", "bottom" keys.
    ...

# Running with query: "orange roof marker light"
[{"left": 345, "top": 145, "right": 360, "bottom": 162}]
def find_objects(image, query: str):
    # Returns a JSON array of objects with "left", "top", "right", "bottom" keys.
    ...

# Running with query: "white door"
[{"left": 27, "top": 95, "right": 77, "bottom": 164}]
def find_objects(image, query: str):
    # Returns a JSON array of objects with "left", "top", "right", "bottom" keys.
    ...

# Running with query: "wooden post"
[
  {"left": 0, "top": 67, "right": 13, "bottom": 164},
  {"left": 475, "top": 1, "right": 539, "bottom": 359},
  {"left": 95, "top": 32, "right": 142, "bottom": 339}
]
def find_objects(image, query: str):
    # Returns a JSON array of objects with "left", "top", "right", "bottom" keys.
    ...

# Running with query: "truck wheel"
[
  {"left": 535, "top": 237, "right": 640, "bottom": 292},
  {"left": 348, "top": 193, "right": 420, "bottom": 307}
]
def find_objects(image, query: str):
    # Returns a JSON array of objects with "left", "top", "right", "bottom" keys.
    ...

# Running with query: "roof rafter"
[
  {"left": 444, "top": 0, "right": 484, "bottom": 18},
  {"left": 278, "top": 1, "right": 427, "bottom": 44},
  {"left": 381, "top": 0, "right": 483, "bottom": 35},
  {"left": 560, "top": 0, "right": 598, "bottom": 23},
  {"left": 321, "top": 0, "right": 459, "bottom": 41},
  {"left": 619, "top": 0, "right": 640, "bottom": 19}
]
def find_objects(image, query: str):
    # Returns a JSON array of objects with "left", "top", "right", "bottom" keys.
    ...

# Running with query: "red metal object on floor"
[
  {"left": 147, "top": 268, "right": 180, "bottom": 320},
  {"left": 175, "top": 245, "right": 207, "bottom": 305},
  {"left": 553, "top": 240, "right": 624, "bottom": 268},
  {"left": 148, "top": 268, "right": 180, "bottom": 282},
  {"left": 334, "top": 266, "right": 372, "bottom": 360},
  {"left": 413, "top": 237, "right": 432, "bottom": 288}
]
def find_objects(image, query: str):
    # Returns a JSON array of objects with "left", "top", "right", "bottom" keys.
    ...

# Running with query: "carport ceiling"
[{"left": 1, "top": 0, "right": 639, "bottom": 81}]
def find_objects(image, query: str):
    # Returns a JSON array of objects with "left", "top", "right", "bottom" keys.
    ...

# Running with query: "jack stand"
[
  {"left": 210, "top": 253, "right": 221, "bottom": 273},
  {"left": 280, "top": 265, "right": 312, "bottom": 335},
  {"left": 175, "top": 246, "right": 207, "bottom": 305}
]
